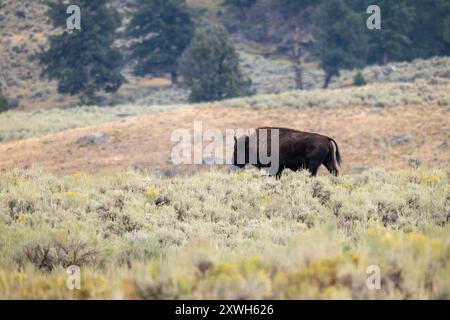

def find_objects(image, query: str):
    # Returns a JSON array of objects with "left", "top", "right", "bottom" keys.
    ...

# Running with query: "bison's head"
[{"left": 232, "top": 135, "right": 249, "bottom": 168}]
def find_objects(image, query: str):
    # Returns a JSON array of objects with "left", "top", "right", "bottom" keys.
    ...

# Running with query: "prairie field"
[
  {"left": 1, "top": 66, "right": 450, "bottom": 299},
  {"left": 0, "top": 78, "right": 449, "bottom": 176},
  {"left": 1, "top": 0, "right": 449, "bottom": 303},
  {"left": 0, "top": 167, "right": 449, "bottom": 299}
]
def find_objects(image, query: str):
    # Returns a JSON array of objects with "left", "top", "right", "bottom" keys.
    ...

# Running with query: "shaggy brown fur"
[{"left": 233, "top": 127, "right": 341, "bottom": 178}]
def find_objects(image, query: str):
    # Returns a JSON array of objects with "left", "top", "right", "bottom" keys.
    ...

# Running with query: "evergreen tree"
[
  {"left": 179, "top": 25, "right": 253, "bottom": 103},
  {"left": 127, "top": 0, "right": 196, "bottom": 84},
  {"left": 355, "top": 0, "right": 415, "bottom": 64},
  {"left": 0, "top": 86, "right": 8, "bottom": 113},
  {"left": 313, "top": 0, "right": 368, "bottom": 88},
  {"left": 39, "top": 0, "right": 125, "bottom": 104},
  {"left": 408, "top": 0, "right": 450, "bottom": 58},
  {"left": 353, "top": 71, "right": 366, "bottom": 86}
]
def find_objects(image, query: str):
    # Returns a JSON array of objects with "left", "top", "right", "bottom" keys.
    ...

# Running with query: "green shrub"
[
  {"left": 179, "top": 25, "right": 254, "bottom": 102},
  {"left": 0, "top": 87, "right": 9, "bottom": 113},
  {"left": 0, "top": 167, "right": 449, "bottom": 298},
  {"left": 353, "top": 71, "right": 367, "bottom": 86}
]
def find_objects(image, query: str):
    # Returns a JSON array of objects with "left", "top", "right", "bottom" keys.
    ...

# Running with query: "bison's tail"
[{"left": 329, "top": 138, "right": 342, "bottom": 167}]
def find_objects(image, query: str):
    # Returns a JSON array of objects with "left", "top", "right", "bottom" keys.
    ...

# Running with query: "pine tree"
[
  {"left": 126, "top": 0, "right": 196, "bottom": 84},
  {"left": 408, "top": 0, "right": 450, "bottom": 58},
  {"left": 313, "top": 0, "right": 368, "bottom": 88},
  {"left": 356, "top": 0, "right": 415, "bottom": 65},
  {"left": 353, "top": 71, "right": 367, "bottom": 86},
  {"left": 39, "top": 0, "right": 125, "bottom": 104},
  {"left": 179, "top": 25, "right": 253, "bottom": 103},
  {"left": 0, "top": 86, "right": 8, "bottom": 113}
]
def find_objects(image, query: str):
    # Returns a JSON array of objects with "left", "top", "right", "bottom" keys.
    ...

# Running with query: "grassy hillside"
[
  {"left": 1, "top": 76, "right": 449, "bottom": 142},
  {"left": 0, "top": 76, "right": 448, "bottom": 176},
  {"left": 0, "top": 167, "right": 449, "bottom": 299},
  {"left": 2, "top": 0, "right": 450, "bottom": 110},
  {"left": 0, "top": 104, "right": 448, "bottom": 176}
]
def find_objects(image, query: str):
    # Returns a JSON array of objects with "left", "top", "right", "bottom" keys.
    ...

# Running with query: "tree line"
[
  {"left": 228, "top": 0, "right": 450, "bottom": 88},
  {"left": 36, "top": 0, "right": 450, "bottom": 106}
]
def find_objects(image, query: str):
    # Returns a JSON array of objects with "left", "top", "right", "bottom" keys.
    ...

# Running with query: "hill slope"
[
  {"left": 0, "top": 103, "right": 448, "bottom": 175},
  {"left": 0, "top": 79, "right": 449, "bottom": 175}
]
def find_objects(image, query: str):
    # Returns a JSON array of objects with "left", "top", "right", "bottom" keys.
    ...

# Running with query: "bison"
[{"left": 232, "top": 127, "right": 341, "bottom": 178}]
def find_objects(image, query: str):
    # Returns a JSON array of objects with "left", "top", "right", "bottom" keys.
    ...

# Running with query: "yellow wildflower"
[
  {"left": 421, "top": 175, "right": 439, "bottom": 185},
  {"left": 72, "top": 172, "right": 90, "bottom": 182},
  {"left": 145, "top": 187, "right": 160, "bottom": 201},
  {"left": 212, "top": 263, "right": 237, "bottom": 276},
  {"left": 16, "top": 212, "right": 26, "bottom": 225}
]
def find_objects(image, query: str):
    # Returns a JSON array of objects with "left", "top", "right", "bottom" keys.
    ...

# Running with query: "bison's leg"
[
  {"left": 306, "top": 145, "right": 328, "bottom": 176},
  {"left": 323, "top": 159, "right": 339, "bottom": 176},
  {"left": 275, "top": 169, "right": 284, "bottom": 179},
  {"left": 307, "top": 161, "right": 322, "bottom": 176}
]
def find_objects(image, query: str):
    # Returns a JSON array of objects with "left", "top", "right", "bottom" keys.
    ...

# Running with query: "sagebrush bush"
[
  {"left": 0, "top": 87, "right": 9, "bottom": 113},
  {"left": 0, "top": 167, "right": 449, "bottom": 299}
]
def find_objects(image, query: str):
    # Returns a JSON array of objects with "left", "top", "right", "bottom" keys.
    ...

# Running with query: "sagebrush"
[{"left": 0, "top": 167, "right": 448, "bottom": 299}]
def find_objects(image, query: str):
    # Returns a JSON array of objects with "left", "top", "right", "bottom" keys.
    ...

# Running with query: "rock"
[
  {"left": 230, "top": 165, "right": 245, "bottom": 173},
  {"left": 7, "top": 98, "right": 20, "bottom": 109},
  {"left": 351, "top": 167, "right": 370, "bottom": 174},
  {"left": 76, "top": 134, "right": 111, "bottom": 147},
  {"left": 390, "top": 134, "right": 411, "bottom": 146},
  {"left": 116, "top": 113, "right": 136, "bottom": 118},
  {"left": 15, "top": 11, "right": 26, "bottom": 19},
  {"left": 438, "top": 140, "right": 448, "bottom": 150},
  {"left": 202, "top": 157, "right": 224, "bottom": 165},
  {"left": 163, "top": 170, "right": 176, "bottom": 177},
  {"left": 373, "top": 102, "right": 385, "bottom": 108}
]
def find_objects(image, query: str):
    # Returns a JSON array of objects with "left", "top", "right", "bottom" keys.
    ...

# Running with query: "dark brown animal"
[{"left": 232, "top": 127, "right": 341, "bottom": 178}]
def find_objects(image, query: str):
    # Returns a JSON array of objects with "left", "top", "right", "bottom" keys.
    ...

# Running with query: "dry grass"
[
  {"left": 0, "top": 103, "right": 448, "bottom": 176},
  {"left": 0, "top": 167, "right": 448, "bottom": 299},
  {"left": 1, "top": 78, "right": 448, "bottom": 141}
]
